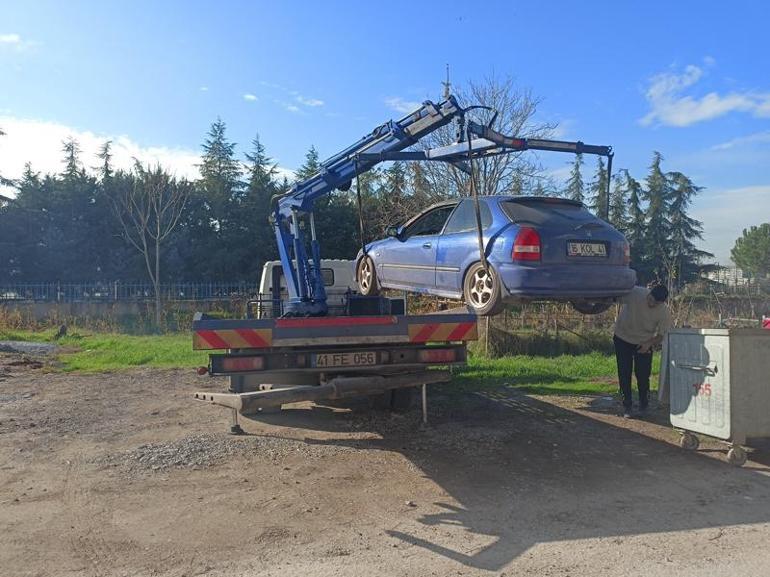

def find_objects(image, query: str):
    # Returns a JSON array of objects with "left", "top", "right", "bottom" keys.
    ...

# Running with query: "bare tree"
[
  {"left": 419, "top": 74, "right": 556, "bottom": 198},
  {"left": 110, "top": 163, "right": 190, "bottom": 328}
]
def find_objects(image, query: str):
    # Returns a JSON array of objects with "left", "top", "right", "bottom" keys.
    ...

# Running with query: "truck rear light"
[
  {"left": 222, "top": 356, "right": 265, "bottom": 372},
  {"left": 418, "top": 348, "right": 457, "bottom": 363},
  {"left": 512, "top": 227, "right": 541, "bottom": 261},
  {"left": 622, "top": 242, "right": 631, "bottom": 265}
]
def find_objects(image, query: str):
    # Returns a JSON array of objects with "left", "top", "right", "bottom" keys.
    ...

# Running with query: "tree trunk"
[{"left": 154, "top": 240, "right": 161, "bottom": 328}]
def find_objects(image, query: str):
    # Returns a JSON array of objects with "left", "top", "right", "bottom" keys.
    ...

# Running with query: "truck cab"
[{"left": 256, "top": 259, "right": 356, "bottom": 318}]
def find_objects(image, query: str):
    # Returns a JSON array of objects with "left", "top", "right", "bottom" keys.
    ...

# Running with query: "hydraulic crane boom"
[
  {"left": 273, "top": 96, "right": 613, "bottom": 317},
  {"left": 273, "top": 96, "right": 464, "bottom": 316}
]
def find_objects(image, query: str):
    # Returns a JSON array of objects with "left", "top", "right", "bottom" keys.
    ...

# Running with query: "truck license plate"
[
  {"left": 314, "top": 351, "right": 377, "bottom": 368},
  {"left": 568, "top": 241, "right": 607, "bottom": 257}
]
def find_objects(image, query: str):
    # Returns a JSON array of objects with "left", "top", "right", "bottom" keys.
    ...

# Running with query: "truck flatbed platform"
[{"left": 192, "top": 312, "right": 478, "bottom": 350}]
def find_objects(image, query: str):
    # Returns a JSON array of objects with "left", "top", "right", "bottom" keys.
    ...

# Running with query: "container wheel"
[
  {"left": 679, "top": 432, "right": 699, "bottom": 451},
  {"left": 727, "top": 446, "right": 748, "bottom": 467}
]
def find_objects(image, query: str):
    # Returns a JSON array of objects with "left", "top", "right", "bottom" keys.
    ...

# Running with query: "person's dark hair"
[{"left": 650, "top": 284, "right": 669, "bottom": 303}]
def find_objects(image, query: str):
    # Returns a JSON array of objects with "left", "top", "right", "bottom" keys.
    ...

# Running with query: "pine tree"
[
  {"left": 295, "top": 146, "right": 320, "bottom": 181},
  {"left": 608, "top": 170, "right": 629, "bottom": 233},
  {"left": 589, "top": 157, "right": 609, "bottom": 219},
  {"left": 564, "top": 153, "right": 584, "bottom": 203},
  {"left": 191, "top": 118, "right": 245, "bottom": 279},
  {"left": 97, "top": 140, "right": 113, "bottom": 181},
  {"left": 642, "top": 151, "right": 671, "bottom": 281},
  {"left": 61, "top": 138, "right": 83, "bottom": 179},
  {"left": 666, "top": 171, "right": 712, "bottom": 287},
  {"left": 625, "top": 171, "right": 647, "bottom": 278},
  {"left": 243, "top": 134, "right": 279, "bottom": 277}
]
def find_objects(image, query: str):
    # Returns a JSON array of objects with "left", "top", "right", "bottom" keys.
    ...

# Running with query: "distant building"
[{"left": 705, "top": 266, "right": 751, "bottom": 287}]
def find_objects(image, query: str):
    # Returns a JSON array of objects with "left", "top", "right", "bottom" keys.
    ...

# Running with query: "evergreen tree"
[
  {"left": 564, "top": 153, "right": 584, "bottom": 203},
  {"left": 731, "top": 224, "right": 770, "bottom": 278},
  {"left": 242, "top": 134, "right": 279, "bottom": 278},
  {"left": 183, "top": 118, "right": 245, "bottom": 279},
  {"left": 608, "top": 170, "right": 629, "bottom": 233},
  {"left": 642, "top": 151, "right": 671, "bottom": 281},
  {"left": 295, "top": 145, "right": 358, "bottom": 260},
  {"left": 589, "top": 157, "right": 609, "bottom": 219},
  {"left": 97, "top": 140, "right": 113, "bottom": 181},
  {"left": 666, "top": 171, "right": 712, "bottom": 287},
  {"left": 295, "top": 146, "right": 320, "bottom": 181},
  {"left": 625, "top": 171, "right": 647, "bottom": 278},
  {"left": 61, "top": 138, "right": 84, "bottom": 179}
]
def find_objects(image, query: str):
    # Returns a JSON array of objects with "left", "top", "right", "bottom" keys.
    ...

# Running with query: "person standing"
[{"left": 613, "top": 284, "right": 671, "bottom": 418}]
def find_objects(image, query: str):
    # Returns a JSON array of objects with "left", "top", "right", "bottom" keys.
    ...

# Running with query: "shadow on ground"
[{"left": 244, "top": 387, "right": 770, "bottom": 572}]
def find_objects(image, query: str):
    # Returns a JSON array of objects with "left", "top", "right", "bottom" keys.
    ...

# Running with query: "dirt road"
[{"left": 2, "top": 350, "right": 770, "bottom": 577}]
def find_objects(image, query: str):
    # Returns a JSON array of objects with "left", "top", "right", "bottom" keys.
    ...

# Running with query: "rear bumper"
[{"left": 497, "top": 263, "right": 636, "bottom": 299}]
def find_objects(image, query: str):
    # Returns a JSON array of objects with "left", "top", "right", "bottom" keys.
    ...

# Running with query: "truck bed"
[{"left": 193, "top": 312, "right": 478, "bottom": 350}]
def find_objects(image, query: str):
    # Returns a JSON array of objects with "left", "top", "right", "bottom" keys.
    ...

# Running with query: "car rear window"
[{"left": 501, "top": 199, "right": 596, "bottom": 225}]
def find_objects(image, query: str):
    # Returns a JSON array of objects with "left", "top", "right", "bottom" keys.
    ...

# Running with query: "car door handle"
[{"left": 422, "top": 242, "right": 432, "bottom": 249}]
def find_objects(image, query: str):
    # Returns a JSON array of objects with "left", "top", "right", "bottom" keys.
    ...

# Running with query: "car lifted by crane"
[{"left": 192, "top": 94, "right": 617, "bottom": 429}]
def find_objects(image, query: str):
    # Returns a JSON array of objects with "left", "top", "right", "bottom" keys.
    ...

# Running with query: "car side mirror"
[{"left": 387, "top": 225, "right": 404, "bottom": 240}]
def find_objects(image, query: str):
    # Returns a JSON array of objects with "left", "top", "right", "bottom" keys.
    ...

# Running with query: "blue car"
[{"left": 356, "top": 196, "right": 636, "bottom": 316}]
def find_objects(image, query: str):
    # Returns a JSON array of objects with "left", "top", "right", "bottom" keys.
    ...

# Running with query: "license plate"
[
  {"left": 568, "top": 241, "right": 607, "bottom": 257},
  {"left": 314, "top": 351, "right": 377, "bottom": 368}
]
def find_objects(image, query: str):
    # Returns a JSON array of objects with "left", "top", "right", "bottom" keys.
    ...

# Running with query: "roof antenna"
[{"left": 442, "top": 63, "right": 452, "bottom": 99}]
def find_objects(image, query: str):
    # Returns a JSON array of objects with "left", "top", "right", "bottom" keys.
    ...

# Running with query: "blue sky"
[{"left": 1, "top": 1, "right": 769, "bottom": 263}]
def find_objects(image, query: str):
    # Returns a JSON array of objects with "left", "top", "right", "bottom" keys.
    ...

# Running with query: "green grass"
[
  {"left": 454, "top": 351, "right": 660, "bottom": 395},
  {"left": 1, "top": 329, "right": 658, "bottom": 395},
  {"left": 0, "top": 329, "right": 207, "bottom": 372}
]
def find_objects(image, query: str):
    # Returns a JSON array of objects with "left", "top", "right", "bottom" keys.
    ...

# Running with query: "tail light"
[
  {"left": 418, "top": 348, "right": 457, "bottom": 363},
  {"left": 622, "top": 242, "right": 631, "bottom": 265},
  {"left": 222, "top": 356, "right": 265, "bottom": 372},
  {"left": 513, "top": 227, "right": 541, "bottom": 261}
]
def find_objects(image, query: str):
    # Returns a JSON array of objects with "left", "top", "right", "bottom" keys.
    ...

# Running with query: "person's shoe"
[{"left": 622, "top": 410, "right": 633, "bottom": 419}]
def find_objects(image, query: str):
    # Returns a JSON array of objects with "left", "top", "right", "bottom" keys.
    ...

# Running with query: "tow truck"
[{"left": 192, "top": 94, "right": 614, "bottom": 431}]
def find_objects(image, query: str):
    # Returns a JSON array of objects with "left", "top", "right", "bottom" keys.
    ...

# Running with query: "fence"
[{"left": 0, "top": 282, "right": 257, "bottom": 303}]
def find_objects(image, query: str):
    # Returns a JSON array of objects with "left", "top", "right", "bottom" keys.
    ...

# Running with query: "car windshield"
[{"left": 501, "top": 199, "right": 597, "bottom": 225}]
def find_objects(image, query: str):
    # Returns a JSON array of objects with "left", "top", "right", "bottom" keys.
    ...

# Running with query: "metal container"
[{"left": 665, "top": 328, "right": 770, "bottom": 466}]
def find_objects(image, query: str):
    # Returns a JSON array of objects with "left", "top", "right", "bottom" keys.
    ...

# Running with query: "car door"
[
  {"left": 378, "top": 204, "right": 456, "bottom": 290},
  {"left": 435, "top": 199, "right": 494, "bottom": 294}
]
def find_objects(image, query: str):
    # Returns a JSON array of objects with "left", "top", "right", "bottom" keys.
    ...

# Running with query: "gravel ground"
[{"left": 2, "top": 349, "right": 770, "bottom": 577}]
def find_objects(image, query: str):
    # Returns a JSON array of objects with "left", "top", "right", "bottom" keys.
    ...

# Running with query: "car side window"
[
  {"left": 404, "top": 205, "right": 456, "bottom": 237},
  {"left": 443, "top": 199, "right": 492, "bottom": 234}
]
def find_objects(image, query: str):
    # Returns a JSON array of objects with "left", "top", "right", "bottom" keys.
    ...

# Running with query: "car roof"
[{"left": 421, "top": 195, "right": 584, "bottom": 210}]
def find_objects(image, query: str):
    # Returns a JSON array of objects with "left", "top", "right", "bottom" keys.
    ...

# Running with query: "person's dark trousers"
[{"left": 613, "top": 334, "right": 653, "bottom": 411}]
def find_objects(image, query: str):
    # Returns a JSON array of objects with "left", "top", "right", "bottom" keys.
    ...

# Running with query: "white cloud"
[
  {"left": 640, "top": 62, "right": 770, "bottom": 127},
  {"left": 691, "top": 185, "right": 770, "bottom": 264},
  {"left": 295, "top": 95, "right": 324, "bottom": 107},
  {"left": 243, "top": 93, "right": 258, "bottom": 102},
  {"left": 711, "top": 131, "right": 770, "bottom": 151},
  {"left": 0, "top": 32, "right": 36, "bottom": 52},
  {"left": 0, "top": 116, "right": 202, "bottom": 188},
  {"left": 384, "top": 96, "right": 422, "bottom": 114},
  {"left": 0, "top": 116, "right": 298, "bottom": 196},
  {"left": 0, "top": 33, "right": 21, "bottom": 44}
]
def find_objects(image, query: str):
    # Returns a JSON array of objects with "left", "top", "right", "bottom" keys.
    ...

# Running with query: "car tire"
[
  {"left": 357, "top": 255, "right": 379, "bottom": 296},
  {"left": 463, "top": 262, "right": 503, "bottom": 316},
  {"left": 570, "top": 300, "right": 613, "bottom": 315}
]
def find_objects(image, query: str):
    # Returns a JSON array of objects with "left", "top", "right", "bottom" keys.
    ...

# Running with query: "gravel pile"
[{"left": 95, "top": 432, "right": 358, "bottom": 473}]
